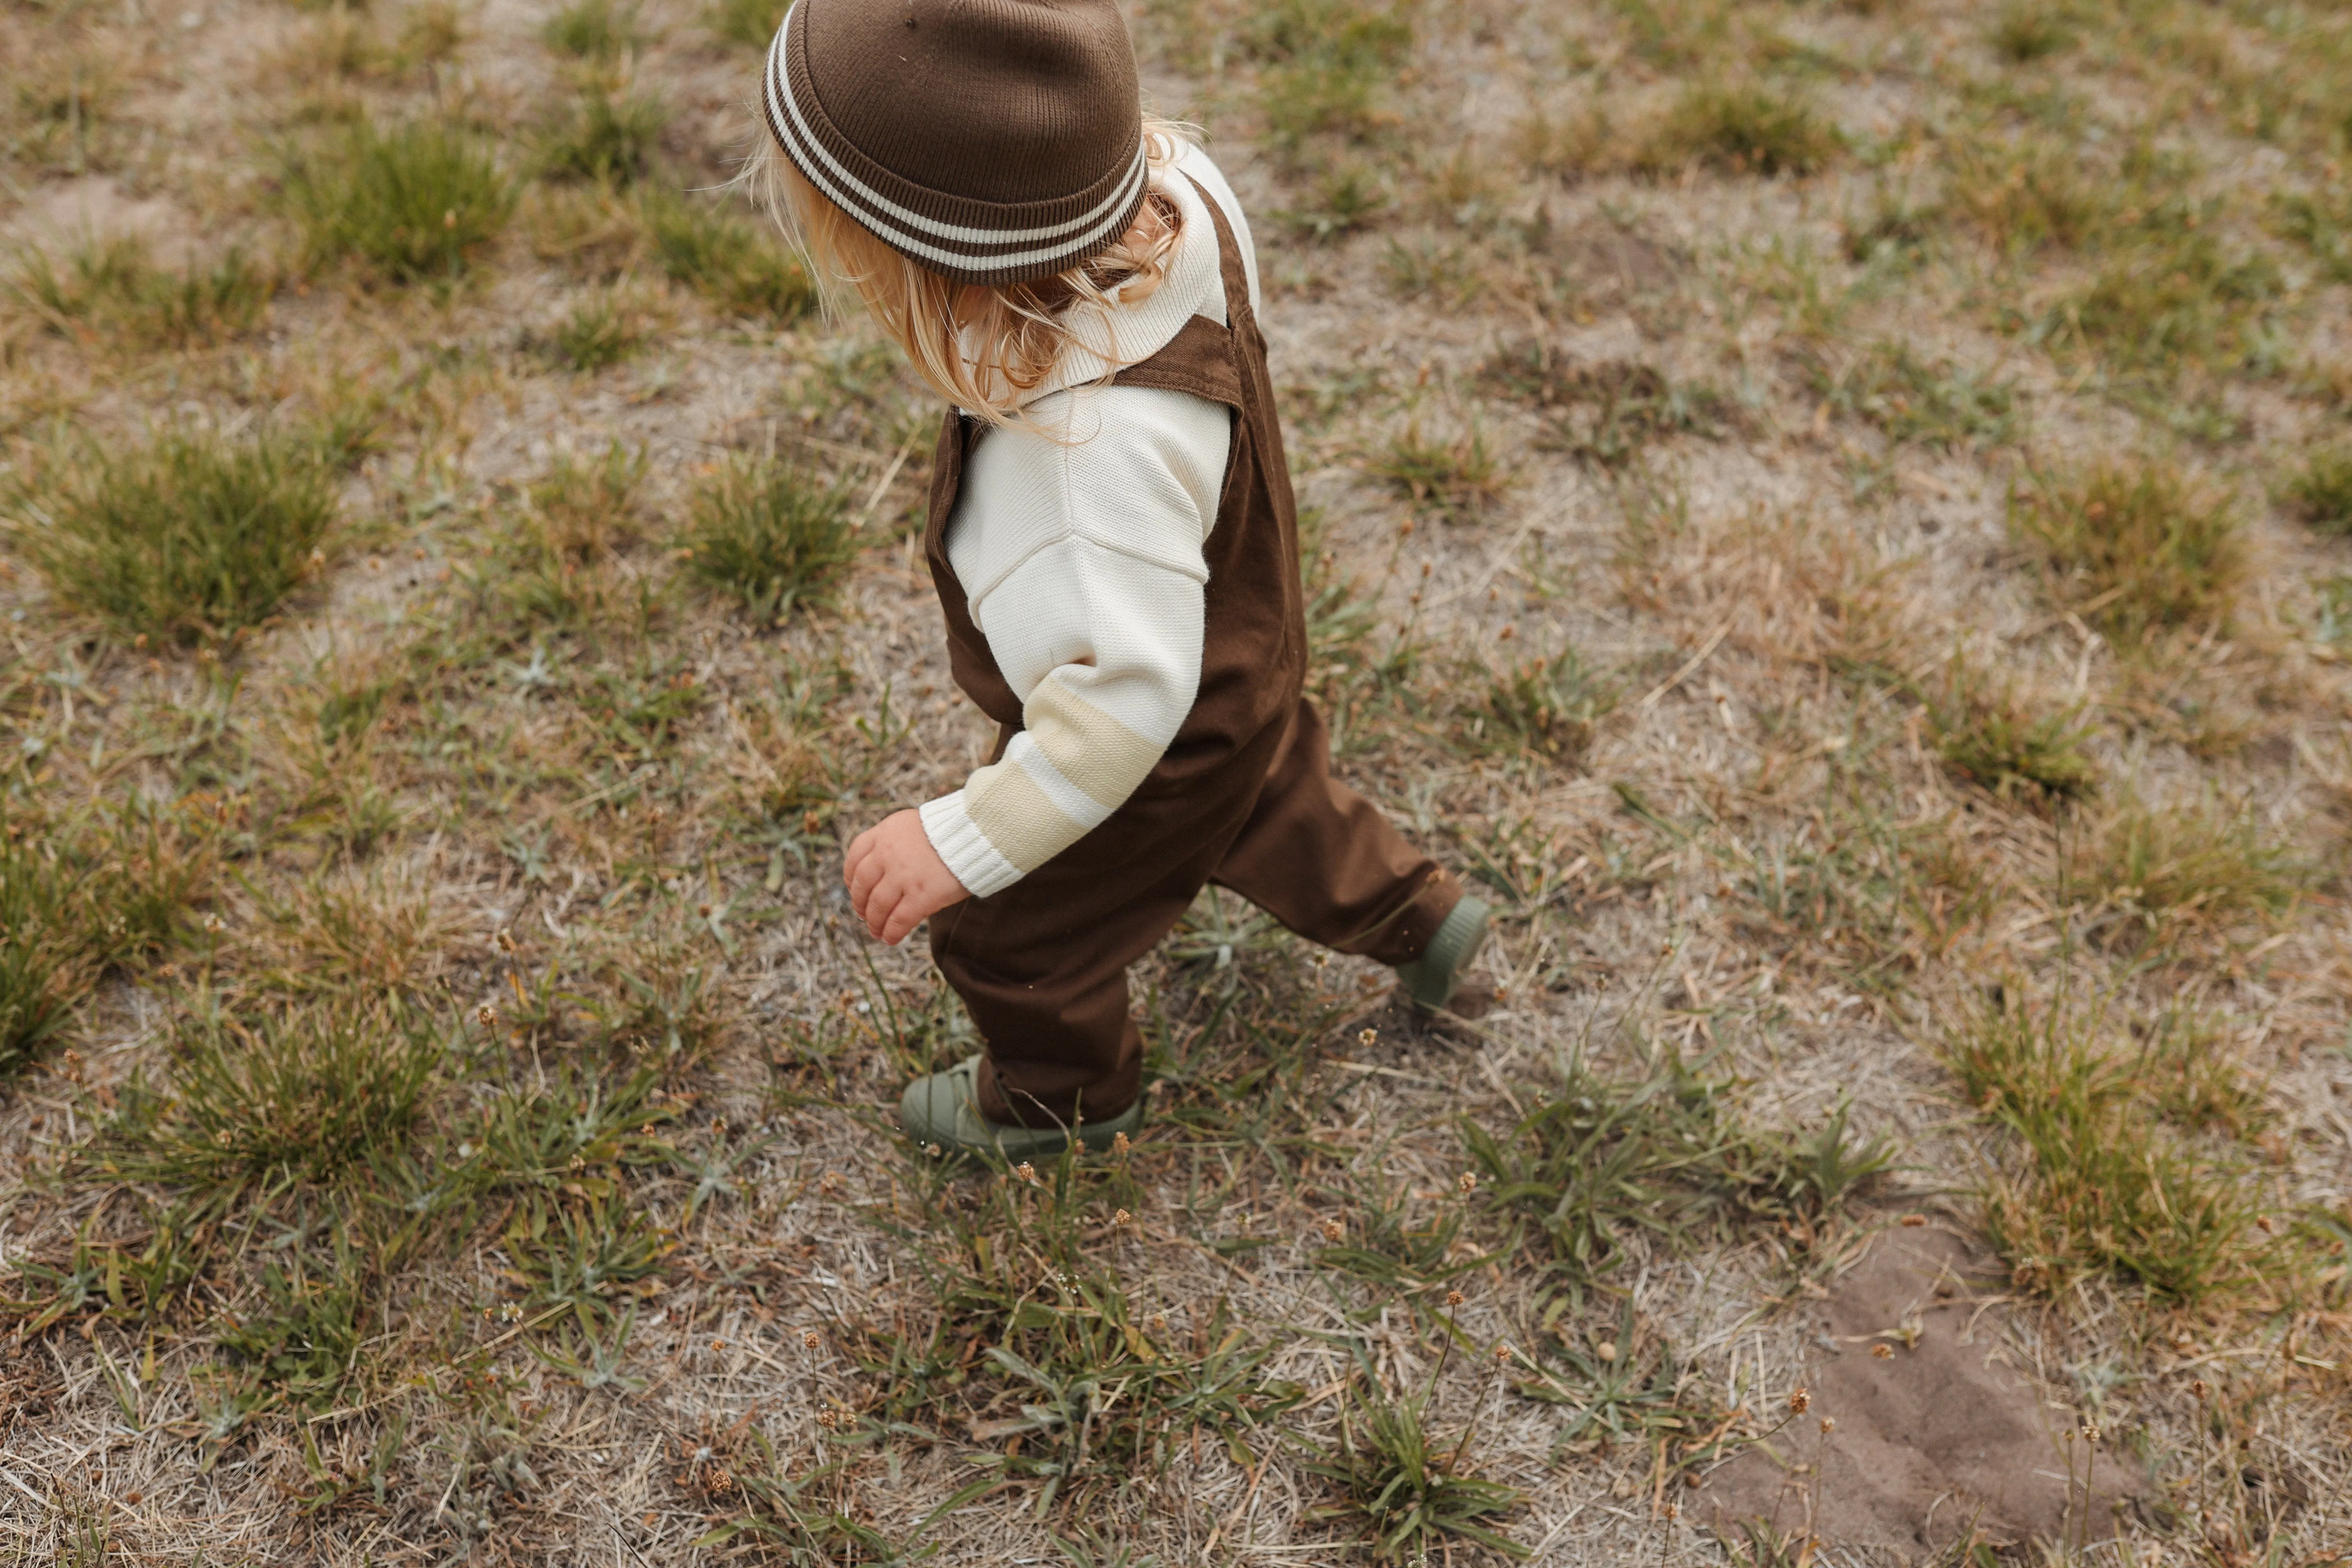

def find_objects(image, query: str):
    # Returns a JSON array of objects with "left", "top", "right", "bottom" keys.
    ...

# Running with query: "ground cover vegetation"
[{"left": 0, "top": 0, "right": 2348, "bottom": 1562}]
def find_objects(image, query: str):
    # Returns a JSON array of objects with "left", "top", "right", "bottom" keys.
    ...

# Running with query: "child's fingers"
[
  {"left": 865, "top": 879, "right": 905, "bottom": 943},
  {"left": 847, "top": 845, "right": 888, "bottom": 911}
]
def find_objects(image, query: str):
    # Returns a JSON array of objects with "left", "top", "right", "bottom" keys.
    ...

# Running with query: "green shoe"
[
  {"left": 1392, "top": 895, "right": 1491, "bottom": 1013},
  {"left": 897, "top": 1055, "right": 1143, "bottom": 1162}
]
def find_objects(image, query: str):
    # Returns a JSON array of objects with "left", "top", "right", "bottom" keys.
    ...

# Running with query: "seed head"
[
  {"left": 1788, "top": 1388, "right": 1810, "bottom": 1415},
  {"left": 1322, "top": 1218, "right": 1344, "bottom": 1243},
  {"left": 2190, "top": 1378, "right": 2211, "bottom": 1401},
  {"left": 476, "top": 1003, "right": 498, "bottom": 1029},
  {"left": 1014, "top": 1161, "right": 1036, "bottom": 1183},
  {"left": 2080, "top": 1422, "right": 2101, "bottom": 1444},
  {"left": 1871, "top": 1344, "right": 1894, "bottom": 1360},
  {"left": 1112, "top": 1208, "right": 1132, "bottom": 1227},
  {"left": 1494, "top": 1342, "right": 1513, "bottom": 1363},
  {"left": 1662, "top": 1503, "right": 1679, "bottom": 1522},
  {"left": 1457, "top": 1172, "right": 1478, "bottom": 1195},
  {"left": 802, "top": 1330, "right": 821, "bottom": 1352},
  {"left": 494, "top": 929, "right": 517, "bottom": 954},
  {"left": 1112, "top": 1130, "right": 1130, "bottom": 1157},
  {"left": 1819, "top": 1418, "right": 1835, "bottom": 1435},
  {"left": 1445, "top": 1289, "right": 1464, "bottom": 1308},
  {"left": 924, "top": 1143, "right": 943, "bottom": 1158},
  {"left": 1359, "top": 1027, "right": 1378, "bottom": 1048},
  {"left": 1899, "top": 1214, "right": 1926, "bottom": 1228}
]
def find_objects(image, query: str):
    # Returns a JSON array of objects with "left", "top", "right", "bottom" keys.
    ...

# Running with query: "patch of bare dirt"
[{"left": 1703, "top": 1223, "right": 2145, "bottom": 1559}]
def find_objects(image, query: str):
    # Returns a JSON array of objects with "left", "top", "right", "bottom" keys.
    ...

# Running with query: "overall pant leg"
[
  {"left": 927, "top": 720, "right": 1287, "bottom": 1127},
  {"left": 1209, "top": 699, "right": 1465, "bottom": 967}
]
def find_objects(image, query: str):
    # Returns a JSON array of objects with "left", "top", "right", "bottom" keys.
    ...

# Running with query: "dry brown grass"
[{"left": 1, "top": 0, "right": 2350, "bottom": 1562}]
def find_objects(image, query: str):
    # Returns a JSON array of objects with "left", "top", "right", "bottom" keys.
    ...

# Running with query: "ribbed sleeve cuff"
[{"left": 919, "top": 791, "right": 1024, "bottom": 900}]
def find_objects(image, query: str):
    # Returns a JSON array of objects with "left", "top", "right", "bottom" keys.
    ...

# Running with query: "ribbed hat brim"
[{"left": 762, "top": 1, "right": 1148, "bottom": 288}]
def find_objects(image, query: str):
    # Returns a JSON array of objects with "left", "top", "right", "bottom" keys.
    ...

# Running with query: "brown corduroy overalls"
[{"left": 921, "top": 179, "right": 1464, "bottom": 1128}]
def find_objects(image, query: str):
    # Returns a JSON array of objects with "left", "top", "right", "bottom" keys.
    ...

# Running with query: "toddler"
[{"left": 752, "top": 0, "right": 1488, "bottom": 1158}]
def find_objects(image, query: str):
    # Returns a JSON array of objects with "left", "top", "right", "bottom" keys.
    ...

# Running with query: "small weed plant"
[
  {"left": 537, "top": 89, "right": 667, "bottom": 187},
  {"left": 0, "top": 836, "right": 80, "bottom": 1077},
  {"left": 2011, "top": 461, "right": 2244, "bottom": 642},
  {"left": 284, "top": 117, "right": 514, "bottom": 283},
  {"left": 542, "top": 0, "right": 643, "bottom": 59},
  {"left": 1460, "top": 647, "right": 1616, "bottom": 765},
  {"left": 14, "top": 428, "right": 338, "bottom": 645},
  {"left": 1370, "top": 423, "right": 1503, "bottom": 521},
  {"left": 680, "top": 455, "right": 858, "bottom": 624},
  {"left": 1641, "top": 83, "right": 1839, "bottom": 178},
  {"left": 1946, "top": 995, "right": 2273, "bottom": 1305},
  {"left": 2071, "top": 796, "right": 2300, "bottom": 946},
  {"left": 2281, "top": 442, "right": 2352, "bottom": 536},
  {"left": 1928, "top": 665, "right": 2098, "bottom": 804},
  {"left": 6, "top": 235, "right": 273, "bottom": 349}
]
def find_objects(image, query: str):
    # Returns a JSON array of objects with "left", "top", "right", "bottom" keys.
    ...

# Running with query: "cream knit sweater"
[{"left": 918, "top": 146, "right": 1259, "bottom": 899}]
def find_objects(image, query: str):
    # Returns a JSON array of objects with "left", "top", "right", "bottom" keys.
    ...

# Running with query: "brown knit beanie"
[{"left": 762, "top": 0, "right": 1147, "bottom": 287}]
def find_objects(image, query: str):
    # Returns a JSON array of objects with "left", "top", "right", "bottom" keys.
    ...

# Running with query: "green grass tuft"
[
  {"left": 1460, "top": 648, "right": 1617, "bottom": 765},
  {"left": 1300, "top": 1350, "right": 1529, "bottom": 1563},
  {"left": 1948, "top": 996, "right": 2271, "bottom": 1305},
  {"left": 1988, "top": 1, "right": 2075, "bottom": 63},
  {"left": 542, "top": 0, "right": 643, "bottom": 58},
  {"left": 0, "top": 835, "right": 80, "bottom": 1078},
  {"left": 1466, "top": 1051, "right": 1891, "bottom": 1299},
  {"left": 2280, "top": 442, "right": 2352, "bottom": 536},
  {"left": 703, "top": 0, "right": 783, "bottom": 48},
  {"left": 1370, "top": 423, "right": 1502, "bottom": 521},
  {"left": 283, "top": 117, "right": 515, "bottom": 283},
  {"left": 679, "top": 455, "right": 858, "bottom": 624},
  {"left": 1641, "top": 83, "right": 1839, "bottom": 178},
  {"left": 2011, "top": 460, "right": 2244, "bottom": 642},
  {"left": 2073, "top": 796, "right": 2300, "bottom": 944},
  {"left": 1927, "top": 666, "right": 2098, "bottom": 804},
  {"left": 5, "top": 234, "right": 274, "bottom": 348},
  {"left": 97, "top": 993, "right": 443, "bottom": 1194},
  {"left": 14, "top": 428, "right": 339, "bottom": 645},
  {"left": 1243, "top": 0, "right": 1413, "bottom": 150},
  {"left": 1807, "top": 340, "right": 2022, "bottom": 450},
  {"left": 640, "top": 185, "right": 816, "bottom": 323},
  {"left": 535, "top": 293, "right": 643, "bottom": 371},
  {"left": 536, "top": 89, "right": 668, "bottom": 187}
]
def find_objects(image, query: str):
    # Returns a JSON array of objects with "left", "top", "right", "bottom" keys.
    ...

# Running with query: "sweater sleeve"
[{"left": 919, "top": 385, "right": 1230, "bottom": 898}]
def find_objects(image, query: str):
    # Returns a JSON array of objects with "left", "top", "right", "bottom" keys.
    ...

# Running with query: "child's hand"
[{"left": 844, "top": 810, "right": 968, "bottom": 944}]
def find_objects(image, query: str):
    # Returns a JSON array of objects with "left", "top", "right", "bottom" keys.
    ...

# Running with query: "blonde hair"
[{"left": 743, "top": 120, "right": 1199, "bottom": 427}]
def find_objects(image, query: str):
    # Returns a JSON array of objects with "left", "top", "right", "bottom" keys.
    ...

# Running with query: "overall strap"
[{"left": 1107, "top": 172, "right": 1251, "bottom": 407}]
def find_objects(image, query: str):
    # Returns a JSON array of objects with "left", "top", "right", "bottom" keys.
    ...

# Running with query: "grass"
[
  {"left": 5, "top": 234, "right": 275, "bottom": 349},
  {"left": 1805, "top": 341, "right": 2022, "bottom": 450},
  {"left": 679, "top": 454, "right": 858, "bottom": 624},
  {"left": 2281, "top": 442, "right": 2352, "bottom": 535},
  {"left": 1988, "top": 0, "right": 2076, "bottom": 63},
  {"left": 1369, "top": 423, "right": 1503, "bottom": 520},
  {"left": 9, "top": 0, "right": 2352, "bottom": 1555},
  {"left": 542, "top": 0, "right": 643, "bottom": 59},
  {"left": 282, "top": 117, "right": 515, "bottom": 283},
  {"left": 1465, "top": 1050, "right": 1892, "bottom": 1302},
  {"left": 536, "top": 89, "right": 668, "bottom": 187},
  {"left": 704, "top": 0, "right": 783, "bottom": 48},
  {"left": 640, "top": 185, "right": 817, "bottom": 323},
  {"left": 11, "top": 427, "right": 339, "bottom": 645},
  {"left": 95, "top": 992, "right": 442, "bottom": 1193},
  {"left": 2010, "top": 460, "right": 2245, "bottom": 642},
  {"left": 1926, "top": 665, "right": 2098, "bottom": 804},
  {"left": 1479, "top": 345, "right": 1727, "bottom": 468},
  {"left": 1298, "top": 1348, "right": 1528, "bottom": 1563},
  {"left": 2071, "top": 796, "right": 2301, "bottom": 944},
  {"left": 0, "top": 834, "right": 80, "bottom": 1077},
  {"left": 1638, "top": 82, "right": 1840, "bottom": 178},
  {"left": 1945, "top": 996, "right": 2274, "bottom": 1305},
  {"left": 533, "top": 292, "right": 643, "bottom": 371},
  {"left": 1243, "top": 0, "right": 1414, "bottom": 150},
  {"left": 1459, "top": 648, "right": 1617, "bottom": 765}
]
